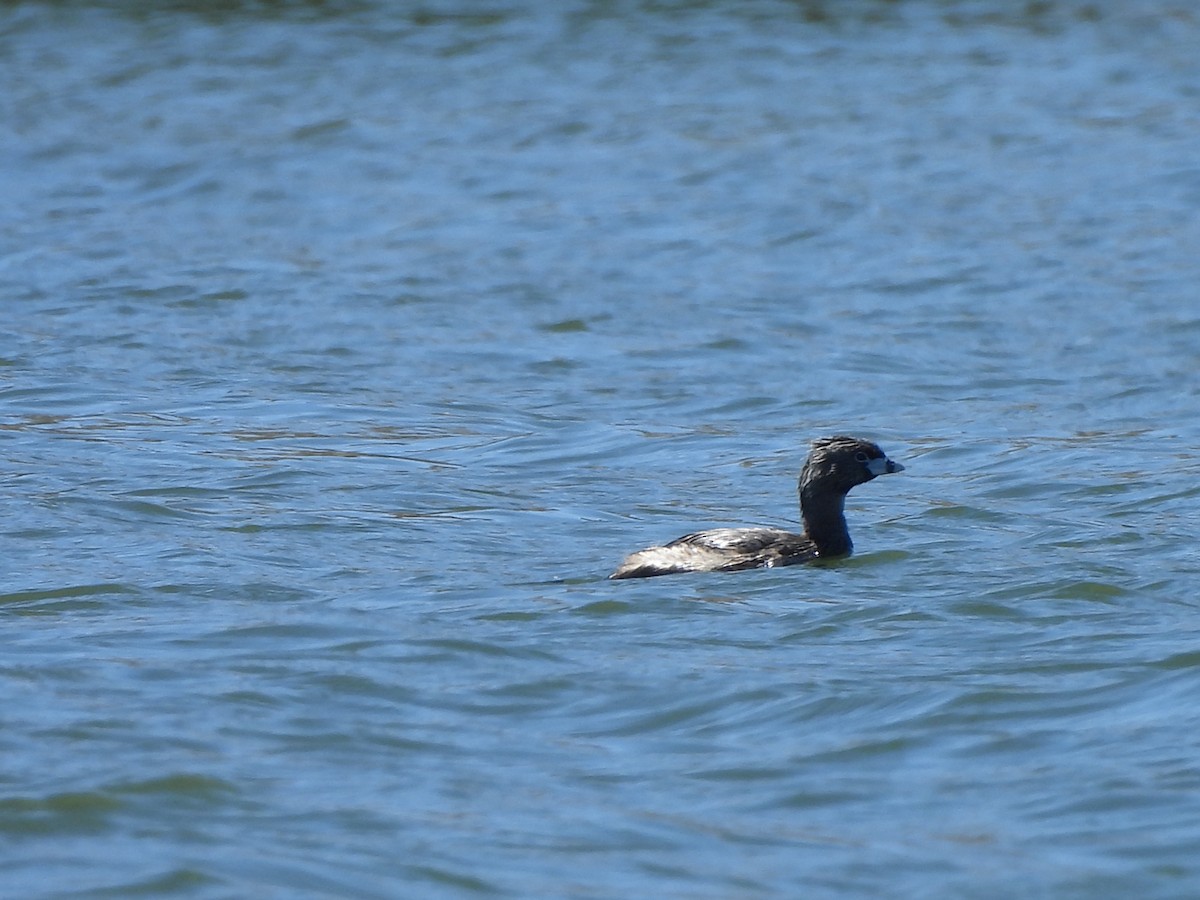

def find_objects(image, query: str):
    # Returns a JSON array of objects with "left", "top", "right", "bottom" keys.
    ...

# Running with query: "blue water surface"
[{"left": 3, "top": 1, "right": 1200, "bottom": 897}]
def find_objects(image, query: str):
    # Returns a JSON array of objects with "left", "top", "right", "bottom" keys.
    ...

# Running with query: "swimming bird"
[{"left": 610, "top": 435, "right": 904, "bottom": 579}]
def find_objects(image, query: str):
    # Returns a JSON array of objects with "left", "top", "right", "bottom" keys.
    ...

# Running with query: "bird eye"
[{"left": 854, "top": 451, "right": 869, "bottom": 463}]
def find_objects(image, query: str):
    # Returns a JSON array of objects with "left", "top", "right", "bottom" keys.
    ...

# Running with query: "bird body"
[{"left": 609, "top": 436, "right": 904, "bottom": 579}]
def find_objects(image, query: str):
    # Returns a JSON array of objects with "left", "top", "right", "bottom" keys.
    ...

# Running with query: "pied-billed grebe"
[{"left": 610, "top": 435, "right": 904, "bottom": 579}]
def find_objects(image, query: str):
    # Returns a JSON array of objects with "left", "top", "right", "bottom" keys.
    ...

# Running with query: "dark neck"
[{"left": 800, "top": 486, "right": 852, "bottom": 557}]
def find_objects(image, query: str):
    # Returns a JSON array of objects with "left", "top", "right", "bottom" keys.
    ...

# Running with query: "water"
[{"left": 3, "top": 1, "right": 1200, "bottom": 896}]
